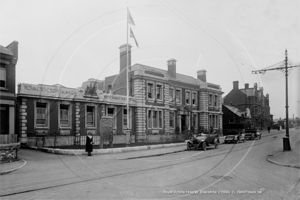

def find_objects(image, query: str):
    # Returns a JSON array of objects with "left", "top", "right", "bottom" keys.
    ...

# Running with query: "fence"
[{"left": 0, "top": 134, "right": 18, "bottom": 144}]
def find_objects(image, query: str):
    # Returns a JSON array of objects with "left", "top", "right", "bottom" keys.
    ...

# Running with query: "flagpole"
[{"left": 126, "top": 8, "right": 130, "bottom": 138}]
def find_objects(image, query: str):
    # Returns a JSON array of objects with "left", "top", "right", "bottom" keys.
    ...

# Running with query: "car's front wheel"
[
  {"left": 187, "top": 143, "right": 191, "bottom": 151},
  {"left": 202, "top": 142, "right": 207, "bottom": 151},
  {"left": 214, "top": 140, "right": 218, "bottom": 149}
]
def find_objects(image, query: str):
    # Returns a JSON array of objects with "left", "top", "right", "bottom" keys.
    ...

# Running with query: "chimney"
[
  {"left": 197, "top": 70, "right": 207, "bottom": 82},
  {"left": 245, "top": 83, "right": 249, "bottom": 89},
  {"left": 259, "top": 87, "right": 263, "bottom": 91},
  {"left": 254, "top": 83, "right": 257, "bottom": 89},
  {"left": 266, "top": 93, "right": 269, "bottom": 98},
  {"left": 119, "top": 44, "right": 132, "bottom": 73},
  {"left": 233, "top": 81, "right": 239, "bottom": 89},
  {"left": 167, "top": 59, "right": 177, "bottom": 78}
]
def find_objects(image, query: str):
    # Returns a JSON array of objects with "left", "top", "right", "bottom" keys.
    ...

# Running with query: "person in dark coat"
[
  {"left": 267, "top": 127, "right": 270, "bottom": 133},
  {"left": 86, "top": 132, "right": 93, "bottom": 156}
]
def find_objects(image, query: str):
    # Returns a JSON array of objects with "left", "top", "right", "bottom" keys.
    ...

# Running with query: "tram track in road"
[{"left": 0, "top": 130, "right": 295, "bottom": 198}]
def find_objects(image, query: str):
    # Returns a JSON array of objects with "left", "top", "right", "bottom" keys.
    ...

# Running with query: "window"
[
  {"left": 36, "top": 102, "right": 48, "bottom": 128},
  {"left": 214, "top": 95, "right": 218, "bottom": 107},
  {"left": 229, "top": 118, "right": 235, "bottom": 123},
  {"left": 192, "top": 92, "right": 197, "bottom": 105},
  {"left": 153, "top": 111, "right": 157, "bottom": 128},
  {"left": 156, "top": 84, "right": 162, "bottom": 100},
  {"left": 169, "top": 88, "right": 174, "bottom": 102},
  {"left": 169, "top": 111, "right": 175, "bottom": 128},
  {"left": 192, "top": 113, "right": 197, "bottom": 129},
  {"left": 148, "top": 110, "right": 163, "bottom": 129},
  {"left": 148, "top": 110, "right": 152, "bottom": 128},
  {"left": 176, "top": 89, "right": 181, "bottom": 104},
  {"left": 147, "top": 83, "right": 154, "bottom": 99},
  {"left": 60, "top": 104, "right": 70, "bottom": 127},
  {"left": 107, "top": 106, "right": 116, "bottom": 128},
  {"left": 209, "top": 94, "right": 213, "bottom": 106},
  {"left": 123, "top": 108, "right": 131, "bottom": 129},
  {"left": 215, "top": 115, "right": 218, "bottom": 128},
  {"left": 159, "top": 111, "right": 163, "bottom": 128},
  {"left": 0, "top": 64, "right": 6, "bottom": 88},
  {"left": 186, "top": 91, "right": 190, "bottom": 105},
  {"left": 86, "top": 106, "right": 95, "bottom": 127}
]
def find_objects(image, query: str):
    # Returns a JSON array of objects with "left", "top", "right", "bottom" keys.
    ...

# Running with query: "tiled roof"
[{"left": 0, "top": 45, "right": 13, "bottom": 55}]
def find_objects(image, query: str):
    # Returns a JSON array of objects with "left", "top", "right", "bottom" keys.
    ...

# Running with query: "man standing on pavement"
[{"left": 86, "top": 132, "right": 93, "bottom": 156}]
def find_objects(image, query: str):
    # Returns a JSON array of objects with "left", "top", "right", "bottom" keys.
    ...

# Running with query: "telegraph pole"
[{"left": 252, "top": 50, "right": 300, "bottom": 151}]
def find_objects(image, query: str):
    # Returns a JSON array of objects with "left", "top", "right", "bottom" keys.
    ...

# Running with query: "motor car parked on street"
[
  {"left": 245, "top": 128, "right": 261, "bottom": 140},
  {"left": 223, "top": 124, "right": 245, "bottom": 144},
  {"left": 224, "top": 133, "right": 245, "bottom": 143},
  {"left": 187, "top": 133, "right": 219, "bottom": 151}
]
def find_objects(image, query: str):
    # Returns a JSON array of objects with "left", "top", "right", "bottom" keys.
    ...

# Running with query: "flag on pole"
[
  {"left": 130, "top": 28, "right": 139, "bottom": 47},
  {"left": 128, "top": 9, "right": 135, "bottom": 26}
]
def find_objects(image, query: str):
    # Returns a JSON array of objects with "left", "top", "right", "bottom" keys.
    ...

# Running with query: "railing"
[{"left": 0, "top": 134, "right": 18, "bottom": 144}]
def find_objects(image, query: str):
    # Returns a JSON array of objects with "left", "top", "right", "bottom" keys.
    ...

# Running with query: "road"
[{"left": 1, "top": 129, "right": 299, "bottom": 200}]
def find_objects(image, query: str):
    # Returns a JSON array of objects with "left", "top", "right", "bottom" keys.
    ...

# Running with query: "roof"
[
  {"left": 0, "top": 45, "right": 13, "bottom": 56},
  {"left": 132, "top": 63, "right": 218, "bottom": 86},
  {"left": 175, "top": 73, "right": 198, "bottom": 84},
  {"left": 240, "top": 88, "right": 255, "bottom": 96},
  {"left": 223, "top": 104, "right": 246, "bottom": 117}
]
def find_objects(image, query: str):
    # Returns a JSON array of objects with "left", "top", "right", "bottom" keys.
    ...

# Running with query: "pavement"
[
  {"left": 267, "top": 134, "right": 300, "bottom": 169},
  {"left": 1, "top": 129, "right": 299, "bottom": 175}
]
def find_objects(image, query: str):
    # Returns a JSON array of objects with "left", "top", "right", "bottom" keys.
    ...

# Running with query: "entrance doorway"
[{"left": 181, "top": 115, "right": 186, "bottom": 133}]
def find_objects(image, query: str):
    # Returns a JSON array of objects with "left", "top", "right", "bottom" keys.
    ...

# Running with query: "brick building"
[
  {"left": 223, "top": 81, "right": 272, "bottom": 130},
  {"left": 0, "top": 41, "right": 19, "bottom": 162},
  {"left": 17, "top": 43, "right": 223, "bottom": 146},
  {"left": 105, "top": 44, "right": 223, "bottom": 142}
]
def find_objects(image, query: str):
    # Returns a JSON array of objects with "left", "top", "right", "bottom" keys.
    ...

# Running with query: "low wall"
[
  {"left": 0, "top": 143, "right": 20, "bottom": 163},
  {"left": 26, "top": 134, "right": 184, "bottom": 148}
]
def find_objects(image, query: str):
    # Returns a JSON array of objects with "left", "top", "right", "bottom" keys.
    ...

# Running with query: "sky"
[{"left": 1, "top": 0, "right": 299, "bottom": 119}]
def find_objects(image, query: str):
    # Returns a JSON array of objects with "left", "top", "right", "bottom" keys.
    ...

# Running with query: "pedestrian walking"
[
  {"left": 267, "top": 127, "right": 270, "bottom": 133},
  {"left": 86, "top": 132, "right": 93, "bottom": 156}
]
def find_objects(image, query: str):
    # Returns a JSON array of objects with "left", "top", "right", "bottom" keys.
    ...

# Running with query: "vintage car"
[
  {"left": 223, "top": 124, "right": 245, "bottom": 144},
  {"left": 245, "top": 128, "right": 261, "bottom": 140},
  {"left": 224, "top": 132, "right": 245, "bottom": 143},
  {"left": 187, "top": 133, "right": 219, "bottom": 151}
]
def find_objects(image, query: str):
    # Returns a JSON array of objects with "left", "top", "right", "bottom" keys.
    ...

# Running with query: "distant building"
[
  {"left": 223, "top": 81, "right": 271, "bottom": 130},
  {"left": 0, "top": 41, "right": 19, "bottom": 162},
  {"left": 222, "top": 104, "right": 252, "bottom": 134}
]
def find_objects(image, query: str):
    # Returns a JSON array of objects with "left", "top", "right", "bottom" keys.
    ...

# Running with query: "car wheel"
[
  {"left": 214, "top": 140, "right": 218, "bottom": 149},
  {"left": 187, "top": 143, "right": 191, "bottom": 151},
  {"left": 202, "top": 142, "right": 207, "bottom": 151}
]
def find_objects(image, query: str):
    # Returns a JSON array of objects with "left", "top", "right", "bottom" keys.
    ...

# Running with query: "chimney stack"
[
  {"left": 254, "top": 83, "right": 257, "bottom": 89},
  {"left": 167, "top": 59, "right": 177, "bottom": 78},
  {"left": 233, "top": 81, "right": 239, "bottom": 89},
  {"left": 245, "top": 83, "right": 249, "bottom": 89},
  {"left": 197, "top": 70, "right": 207, "bottom": 82}
]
